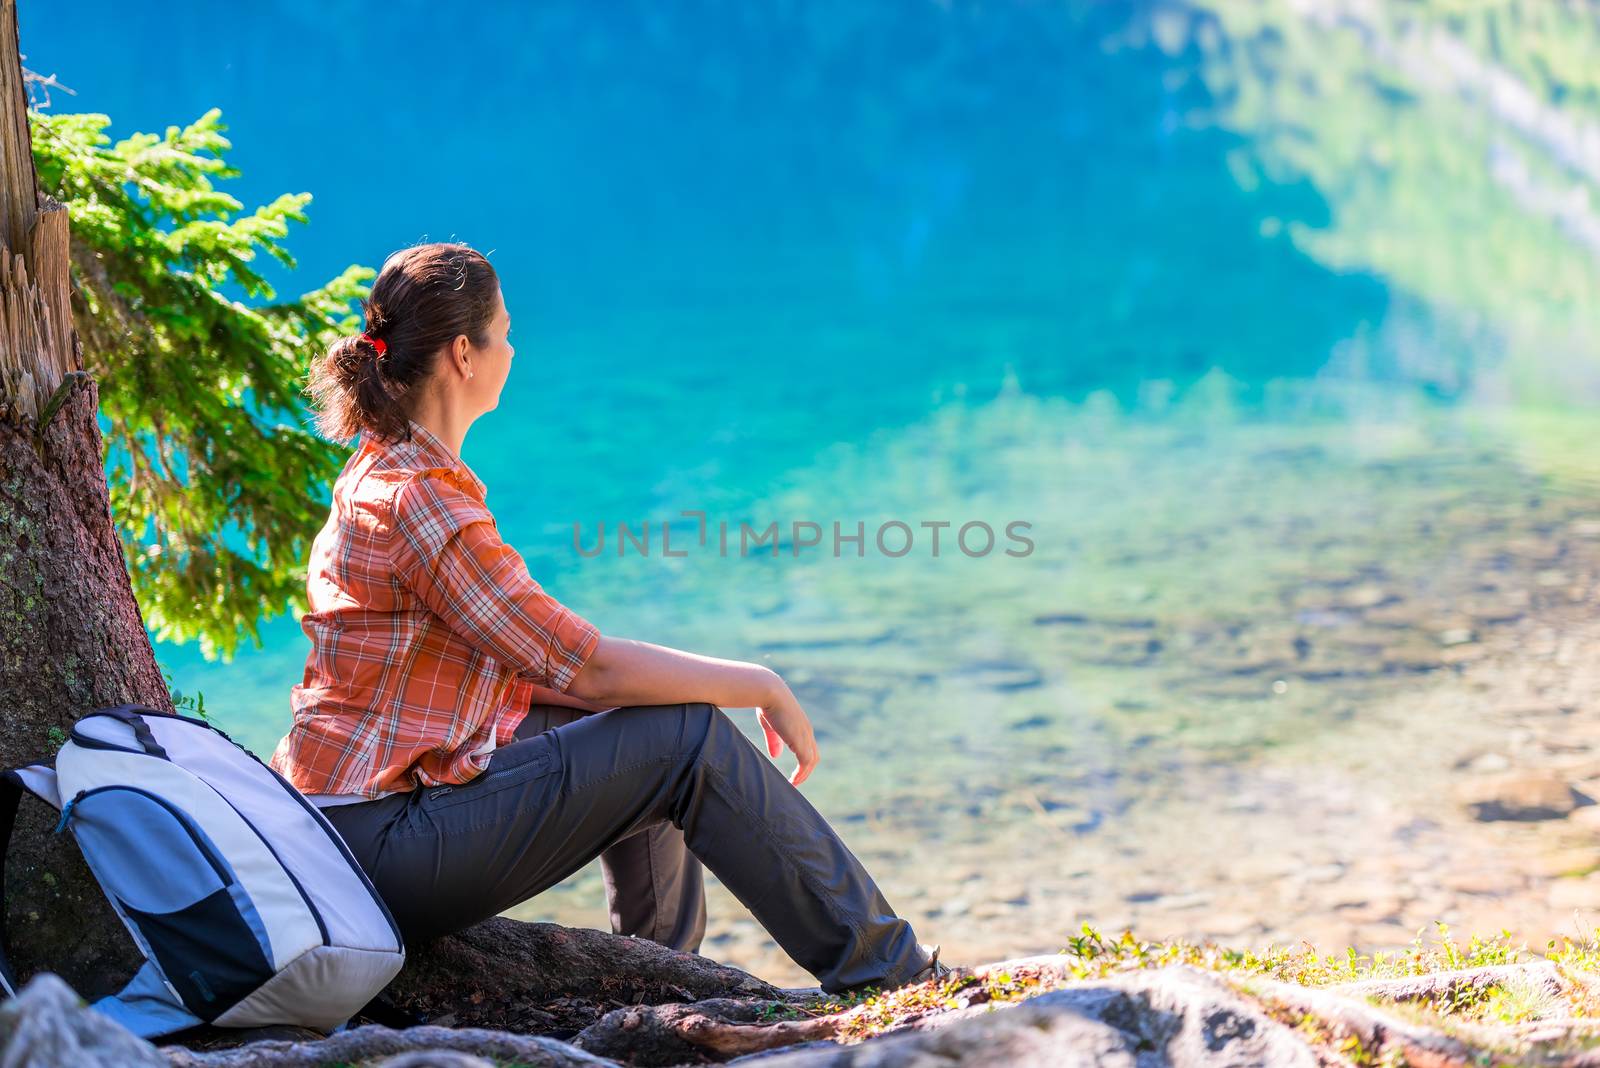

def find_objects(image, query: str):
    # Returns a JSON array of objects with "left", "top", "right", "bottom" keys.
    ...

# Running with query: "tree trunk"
[{"left": 0, "top": 0, "right": 173, "bottom": 995}]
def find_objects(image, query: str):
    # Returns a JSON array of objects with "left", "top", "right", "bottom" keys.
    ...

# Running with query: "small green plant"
[
  {"left": 44, "top": 725, "right": 67, "bottom": 750},
  {"left": 161, "top": 664, "right": 209, "bottom": 721},
  {"left": 754, "top": 1002, "right": 804, "bottom": 1022},
  {"left": 1477, "top": 974, "right": 1558, "bottom": 1025}
]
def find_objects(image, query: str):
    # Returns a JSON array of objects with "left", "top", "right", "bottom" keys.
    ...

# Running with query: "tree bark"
[{"left": 0, "top": 0, "right": 173, "bottom": 996}]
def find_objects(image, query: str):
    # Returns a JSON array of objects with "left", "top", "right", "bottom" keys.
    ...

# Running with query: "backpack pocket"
[{"left": 64, "top": 787, "right": 274, "bottom": 1021}]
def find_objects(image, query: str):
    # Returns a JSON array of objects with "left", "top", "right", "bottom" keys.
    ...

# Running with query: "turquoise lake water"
[{"left": 20, "top": 2, "right": 1600, "bottom": 973}]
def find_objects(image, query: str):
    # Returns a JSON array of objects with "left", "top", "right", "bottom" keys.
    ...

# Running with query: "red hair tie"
[{"left": 360, "top": 332, "right": 387, "bottom": 356}]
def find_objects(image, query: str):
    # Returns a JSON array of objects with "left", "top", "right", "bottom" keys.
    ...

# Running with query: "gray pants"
[{"left": 322, "top": 701, "right": 928, "bottom": 992}]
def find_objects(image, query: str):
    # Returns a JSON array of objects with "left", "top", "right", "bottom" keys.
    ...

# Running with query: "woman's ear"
[{"left": 451, "top": 334, "right": 473, "bottom": 379}]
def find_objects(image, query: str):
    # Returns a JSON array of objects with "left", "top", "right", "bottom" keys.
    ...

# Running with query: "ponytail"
[{"left": 305, "top": 242, "right": 499, "bottom": 444}]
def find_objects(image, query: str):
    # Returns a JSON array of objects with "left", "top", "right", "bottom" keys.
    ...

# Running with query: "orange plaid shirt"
[{"left": 270, "top": 419, "right": 601, "bottom": 798}]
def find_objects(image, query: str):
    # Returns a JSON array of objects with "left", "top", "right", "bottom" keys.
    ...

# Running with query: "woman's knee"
[
  {"left": 681, "top": 702, "right": 748, "bottom": 759},
  {"left": 684, "top": 701, "right": 737, "bottom": 735},
  {"left": 605, "top": 701, "right": 732, "bottom": 756}
]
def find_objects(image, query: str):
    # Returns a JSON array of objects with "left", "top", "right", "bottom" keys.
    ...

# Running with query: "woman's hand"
[{"left": 756, "top": 679, "right": 820, "bottom": 786}]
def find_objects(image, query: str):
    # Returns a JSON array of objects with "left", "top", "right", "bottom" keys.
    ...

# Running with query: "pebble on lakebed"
[{"left": 1455, "top": 772, "right": 1591, "bottom": 822}]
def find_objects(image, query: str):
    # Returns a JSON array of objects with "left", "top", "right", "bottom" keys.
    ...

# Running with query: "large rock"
[
  {"left": 728, "top": 965, "right": 1316, "bottom": 1067},
  {"left": 166, "top": 1025, "right": 616, "bottom": 1068},
  {"left": 0, "top": 972, "right": 164, "bottom": 1068}
]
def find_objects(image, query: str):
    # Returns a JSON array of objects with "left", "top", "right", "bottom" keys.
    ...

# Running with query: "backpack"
[{"left": 0, "top": 704, "right": 405, "bottom": 1038}]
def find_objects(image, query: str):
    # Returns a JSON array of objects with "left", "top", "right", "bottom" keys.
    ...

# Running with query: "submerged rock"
[{"left": 1457, "top": 772, "right": 1588, "bottom": 821}]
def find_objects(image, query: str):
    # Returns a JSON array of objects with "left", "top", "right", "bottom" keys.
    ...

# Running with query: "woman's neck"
[{"left": 406, "top": 395, "right": 471, "bottom": 460}]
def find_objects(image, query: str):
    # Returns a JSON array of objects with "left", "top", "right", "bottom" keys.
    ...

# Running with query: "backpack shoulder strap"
[{"left": 0, "top": 766, "right": 61, "bottom": 998}]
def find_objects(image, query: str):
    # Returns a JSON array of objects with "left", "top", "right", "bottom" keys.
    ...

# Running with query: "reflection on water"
[{"left": 21, "top": 0, "right": 1600, "bottom": 981}]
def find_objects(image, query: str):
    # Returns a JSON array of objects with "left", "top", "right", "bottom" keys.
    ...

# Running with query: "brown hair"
[{"left": 307, "top": 241, "right": 500, "bottom": 444}]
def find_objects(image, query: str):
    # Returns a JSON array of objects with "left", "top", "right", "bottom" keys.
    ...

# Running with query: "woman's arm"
[
  {"left": 564, "top": 636, "right": 820, "bottom": 785},
  {"left": 565, "top": 636, "right": 778, "bottom": 708},
  {"left": 522, "top": 679, "right": 615, "bottom": 713},
  {"left": 386, "top": 473, "right": 819, "bottom": 784}
]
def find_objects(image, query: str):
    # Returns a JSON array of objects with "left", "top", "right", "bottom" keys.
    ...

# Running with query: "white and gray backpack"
[{"left": 0, "top": 704, "right": 405, "bottom": 1038}]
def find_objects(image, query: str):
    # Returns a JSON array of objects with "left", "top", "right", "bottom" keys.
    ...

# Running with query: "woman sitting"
[{"left": 269, "top": 241, "right": 948, "bottom": 994}]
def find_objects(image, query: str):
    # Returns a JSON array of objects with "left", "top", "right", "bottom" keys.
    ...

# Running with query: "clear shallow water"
[{"left": 21, "top": 1, "right": 1600, "bottom": 977}]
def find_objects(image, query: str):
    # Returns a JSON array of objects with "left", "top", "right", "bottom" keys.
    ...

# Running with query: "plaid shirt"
[{"left": 270, "top": 419, "right": 600, "bottom": 797}]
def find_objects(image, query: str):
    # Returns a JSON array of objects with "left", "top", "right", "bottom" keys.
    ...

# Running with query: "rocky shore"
[{"left": 15, "top": 914, "right": 1600, "bottom": 1067}]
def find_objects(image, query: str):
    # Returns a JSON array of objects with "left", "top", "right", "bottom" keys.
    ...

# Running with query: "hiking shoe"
[
  {"left": 840, "top": 943, "right": 958, "bottom": 999},
  {"left": 904, "top": 942, "right": 956, "bottom": 988}
]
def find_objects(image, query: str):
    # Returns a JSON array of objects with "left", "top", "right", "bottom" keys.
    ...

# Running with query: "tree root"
[{"left": 572, "top": 998, "right": 843, "bottom": 1064}]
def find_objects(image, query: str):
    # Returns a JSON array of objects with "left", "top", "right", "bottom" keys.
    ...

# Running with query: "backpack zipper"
[{"left": 53, "top": 791, "right": 84, "bottom": 834}]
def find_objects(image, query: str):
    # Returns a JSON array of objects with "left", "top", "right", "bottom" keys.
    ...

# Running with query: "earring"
[{"left": 468, "top": 372, "right": 475, "bottom": 380}]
